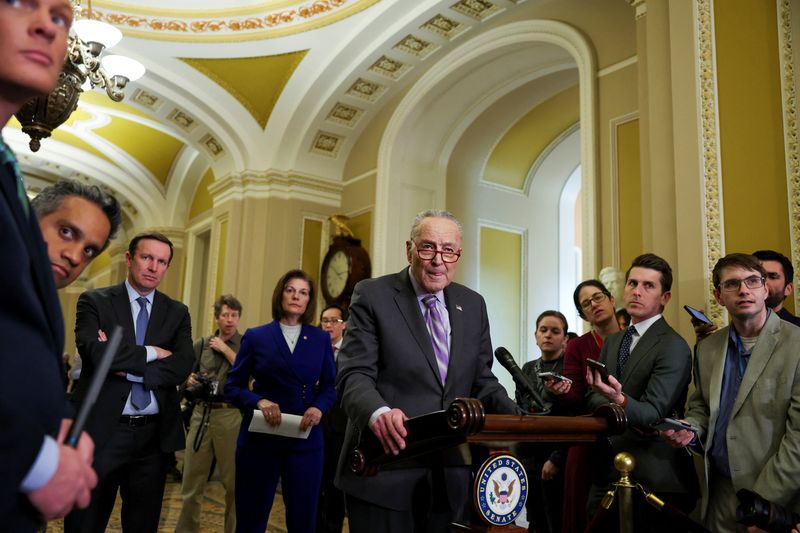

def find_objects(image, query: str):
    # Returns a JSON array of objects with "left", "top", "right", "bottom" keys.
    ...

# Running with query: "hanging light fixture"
[{"left": 15, "top": 0, "right": 145, "bottom": 151}]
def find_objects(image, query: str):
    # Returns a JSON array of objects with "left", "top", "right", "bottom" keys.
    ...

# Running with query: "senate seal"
[{"left": 475, "top": 453, "right": 528, "bottom": 526}]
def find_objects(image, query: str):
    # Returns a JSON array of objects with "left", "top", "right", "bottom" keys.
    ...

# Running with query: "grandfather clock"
[{"left": 320, "top": 215, "right": 371, "bottom": 307}]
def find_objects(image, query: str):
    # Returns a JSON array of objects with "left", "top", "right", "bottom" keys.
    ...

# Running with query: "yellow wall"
[
  {"left": 93, "top": 117, "right": 184, "bottom": 186},
  {"left": 479, "top": 226, "right": 522, "bottom": 365},
  {"left": 87, "top": 248, "right": 112, "bottom": 276},
  {"left": 519, "top": 0, "right": 636, "bottom": 70},
  {"left": 189, "top": 168, "right": 215, "bottom": 220},
  {"left": 715, "top": 1, "right": 791, "bottom": 262},
  {"left": 485, "top": 85, "right": 579, "bottom": 190},
  {"left": 302, "top": 218, "right": 323, "bottom": 289},
  {"left": 597, "top": 63, "right": 639, "bottom": 268},
  {"left": 215, "top": 218, "right": 228, "bottom": 301},
  {"left": 347, "top": 211, "right": 372, "bottom": 258},
  {"left": 617, "top": 119, "right": 642, "bottom": 269}
]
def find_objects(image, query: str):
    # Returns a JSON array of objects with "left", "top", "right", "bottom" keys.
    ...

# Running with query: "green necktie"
[{"left": 0, "top": 138, "right": 29, "bottom": 217}]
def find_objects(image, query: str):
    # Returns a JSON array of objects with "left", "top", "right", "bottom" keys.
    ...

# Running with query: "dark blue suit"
[
  {"left": 226, "top": 321, "right": 336, "bottom": 533},
  {"left": 0, "top": 161, "right": 66, "bottom": 531}
]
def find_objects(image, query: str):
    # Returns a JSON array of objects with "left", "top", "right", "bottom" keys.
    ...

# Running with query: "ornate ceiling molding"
[
  {"left": 302, "top": 0, "right": 520, "bottom": 167},
  {"left": 777, "top": 0, "right": 800, "bottom": 312},
  {"left": 83, "top": 0, "right": 381, "bottom": 43},
  {"left": 695, "top": 0, "right": 726, "bottom": 324},
  {"left": 208, "top": 170, "right": 343, "bottom": 207},
  {"left": 626, "top": 0, "right": 647, "bottom": 20}
]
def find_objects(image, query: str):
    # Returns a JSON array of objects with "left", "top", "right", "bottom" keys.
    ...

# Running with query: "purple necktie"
[
  {"left": 422, "top": 295, "right": 449, "bottom": 384},
  {"left": 131, "top": 297, "right": 151, "bottom": 409}
]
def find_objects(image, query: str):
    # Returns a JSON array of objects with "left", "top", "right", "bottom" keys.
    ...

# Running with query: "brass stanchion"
[{"left": 613, "top": 452, "right": 636, "bottom": 533}]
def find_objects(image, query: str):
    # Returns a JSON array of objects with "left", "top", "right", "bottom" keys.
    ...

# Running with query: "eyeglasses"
[
  {"left": 579, "top": 292, "right": 608, "bottom": 311},
  {"left": 320, "top": 318, "right": 343, "bottom": 325},
  {"left": 415, "top": 243, "right": 462, "bottom": 263},
  {"left": 718, "top": 276, "right": 765, "bottom": 292}
]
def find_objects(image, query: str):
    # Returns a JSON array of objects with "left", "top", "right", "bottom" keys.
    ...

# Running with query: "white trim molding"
[
  {"left": 375, "top": 19, "right": 598, "bottom": 277},
  {"left": 778, "top": 0, "right": 800, "bottom": 312},
  {"left": 608, "top": 111, "right": 639, "bottom": 269},
  {"left": 695, "top": 0, "right": 727, "bottom": 324}
]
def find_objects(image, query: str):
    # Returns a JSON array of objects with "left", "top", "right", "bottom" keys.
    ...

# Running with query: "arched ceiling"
[{"left": 2, "top": 0, "right": 629, "bottom": 233}]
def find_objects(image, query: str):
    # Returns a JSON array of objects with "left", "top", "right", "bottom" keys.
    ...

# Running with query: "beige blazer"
[{"left": 686, "top": 311, "right": 800, "bottom": 517}]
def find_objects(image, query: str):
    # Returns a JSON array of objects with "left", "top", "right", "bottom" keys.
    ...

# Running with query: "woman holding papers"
[{"left": 225, "top": 270, "right": 336, "bottom": 532}]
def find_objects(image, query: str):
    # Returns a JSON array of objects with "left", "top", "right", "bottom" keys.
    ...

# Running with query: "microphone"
[{"left": 494, "top": 346, "right": 549, "bottom": 414}]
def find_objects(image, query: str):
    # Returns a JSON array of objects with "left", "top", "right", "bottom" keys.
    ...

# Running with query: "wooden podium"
[{"left": 349, "top": 398, "right": 627, "bottom": 532}]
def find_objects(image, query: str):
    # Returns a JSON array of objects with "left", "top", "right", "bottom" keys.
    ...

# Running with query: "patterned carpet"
[
  {"left": 45, "top": 480, "right": 351, "bottom": 532},
  {"left": 45, "top": 480, "right": 290, "bottom": 532}
]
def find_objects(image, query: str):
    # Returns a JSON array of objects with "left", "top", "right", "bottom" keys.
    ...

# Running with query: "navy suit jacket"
[
  {"left": 0, "top": 162, "right": 66, "bottom": 530},
  {"left": 72, "top": 282, "right": 193, "bottom": 452},
  {"left": 225, "top": 320, "right": 336, "bottom": 450}
]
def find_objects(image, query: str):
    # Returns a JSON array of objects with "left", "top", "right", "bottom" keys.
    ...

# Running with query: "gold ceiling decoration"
[
  {"left": 182, "top": 51, "right": 308, "bottom": 129},
  {"left": 83, "top": 0, "right": 381, "bottom": 42}
]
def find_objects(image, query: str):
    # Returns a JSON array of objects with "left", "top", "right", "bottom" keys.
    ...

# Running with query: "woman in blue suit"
[{"left": 226, "top": 269, "right": 336, "bottom": 533}]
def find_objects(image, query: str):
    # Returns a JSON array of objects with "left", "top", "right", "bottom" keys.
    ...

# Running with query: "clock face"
[{"left": 325, "top": 250, "right": 349, "bottom": 298}]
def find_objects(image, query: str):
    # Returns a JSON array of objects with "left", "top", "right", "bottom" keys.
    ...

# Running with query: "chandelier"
[{"left": 15, "top": 0, "right": 145, "bottom": 152}]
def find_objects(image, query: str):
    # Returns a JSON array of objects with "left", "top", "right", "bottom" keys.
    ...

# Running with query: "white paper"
[{"left": 248, "top": 410, "right": 311, "bottom": 439}]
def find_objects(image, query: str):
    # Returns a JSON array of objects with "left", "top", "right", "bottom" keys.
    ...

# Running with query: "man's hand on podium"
[{"left": 370, "top": 408, "right": 408, "bottom": 455}]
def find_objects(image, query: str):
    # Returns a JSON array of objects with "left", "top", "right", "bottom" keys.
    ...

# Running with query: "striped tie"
[{"left": 422, "top": 294, "right": 449, "bottom": 384}]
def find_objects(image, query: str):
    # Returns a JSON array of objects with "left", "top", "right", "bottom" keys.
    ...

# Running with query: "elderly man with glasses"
[
  {"left": 663, "top": 253, "right": 800, "bottom": 532},
  {"left": 335, "top": 209, "right": 519, "bottom": 533}
]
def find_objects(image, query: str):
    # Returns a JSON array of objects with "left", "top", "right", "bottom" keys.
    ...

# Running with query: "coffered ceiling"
[{"left": 4, "top": 0, "right": 581, "bottom": 232}]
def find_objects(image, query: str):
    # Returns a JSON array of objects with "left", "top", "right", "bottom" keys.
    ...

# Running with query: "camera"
[
  {"left": 736, "top": 489, "right": 800, "bottom": 533},
  {"left": 183, "top": 373, "right": 221, "bottom": 403}
]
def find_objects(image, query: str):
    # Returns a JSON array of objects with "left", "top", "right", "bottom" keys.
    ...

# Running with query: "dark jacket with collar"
[
  {"left": 72, "top": 282, "right": 194, "bottom": 452},
  {"left": 335, "top": 268, "right": 518, "bottom": 510}
]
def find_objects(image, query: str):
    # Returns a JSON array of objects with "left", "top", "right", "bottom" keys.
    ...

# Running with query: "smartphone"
[
  {"left": 683, "top": 305, "right": 712, "bottom": 325},
  {"left": 537, "top": 372, "right": 573, "bottom": 384},
  {"left": 651, "top": 418, "right": 699, "bottom": 434},
  {"left": 586, "top": 358, "right": 610, "bottom": 383}
]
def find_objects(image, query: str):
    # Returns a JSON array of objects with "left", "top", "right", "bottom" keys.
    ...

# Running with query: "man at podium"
[{"left": 335, "top": 210, "right": 519, "bottom": 533}]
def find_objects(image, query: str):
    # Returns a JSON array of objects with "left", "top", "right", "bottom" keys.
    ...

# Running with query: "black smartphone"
[
  {"left": 684, "top": 305, "right": 712, "bottom": 325},
  {"left": 586, "top": 358, "right": 610, "bottom": 383},
  {"left": 537, "top": 371, "right": 573, "bottom": 384},
  {"left": 651, "top": 418, "right": 699, "bottom": 434}
]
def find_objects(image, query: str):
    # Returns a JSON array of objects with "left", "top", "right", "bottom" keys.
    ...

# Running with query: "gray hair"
[
  {"left": 409, "top": 210, "right": 463, "bottom": 241},
  {"left": 31, "top": 179, "right": 122, "bottom": 252}
]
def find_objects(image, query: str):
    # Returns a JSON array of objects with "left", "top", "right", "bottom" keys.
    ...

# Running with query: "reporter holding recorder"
[
  {"left": 585, "top": 253, "right": 697, "bottom": 531},
  {"left": 515, "top": 311, "right": 570, "bottom": 533}
]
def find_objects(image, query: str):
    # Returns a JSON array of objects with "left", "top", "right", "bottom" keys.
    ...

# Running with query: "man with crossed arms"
[{"left": 66, "top": 233, "right": 193, "bottom": 533}]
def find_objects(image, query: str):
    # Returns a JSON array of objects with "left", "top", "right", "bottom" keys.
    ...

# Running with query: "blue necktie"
[
  {"left": 0, "top": 138, "right": 29, "bottom": 217},
  {"left": 131, "top": 296, "right": 151, "bottom": 409},
  {"left": 616, "top": 326, "right": 636, "bottom": 377}
]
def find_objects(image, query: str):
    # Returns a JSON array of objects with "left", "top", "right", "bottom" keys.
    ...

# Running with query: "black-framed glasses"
[
  {"left": 718, "top": 276, "right": 765, "bottom": 292},
  {"left": 320, "top": 318, "right": 343, "bottom": 325},
  {"left": 579, "top": 292, "right": 608, "bottom": 311},
  {"left": 415, "top": 244, "right": 461, "bottom": 263}
]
